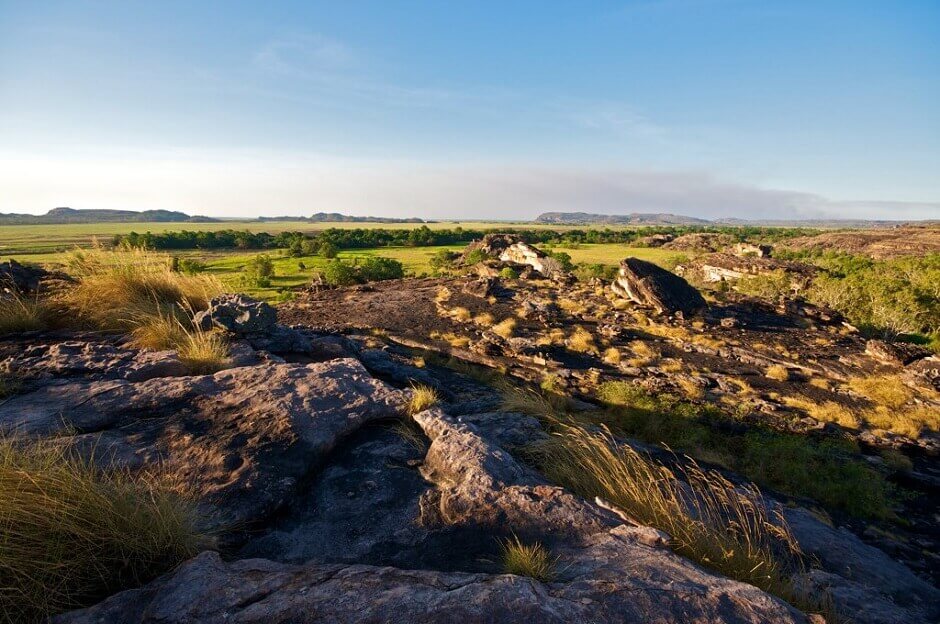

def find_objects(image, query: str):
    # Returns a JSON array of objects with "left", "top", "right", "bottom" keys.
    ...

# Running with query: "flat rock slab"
[{"left": 0, "top": 358, "right": 404, "bottom": 530}]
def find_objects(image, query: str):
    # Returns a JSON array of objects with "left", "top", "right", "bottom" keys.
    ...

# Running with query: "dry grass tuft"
[
  {"left": 176, "top": 327, "right": 230, "bottom": 374},
  {"left": 529, "top": 423, "right": 811, "bottom": 607},
  {"left": 408, "top": 384, "right": 440, "bottom": 415},
  {"left": 499, "top": 535, "right": 557, "bottom": 582},
  {"left": 535, "top": 327, "right": 566, "bottom": 346},
  {"left": 783, "top": 397, "right": 860, "bottom": 429},
  {"left": 492, "top": 318, "right": 517, "bottom": 339},
  {"left": 448, "top": 306, "right": 472, "bottom": 322},
  {"left": 567, "top": 325, "right": 597, "bottom": 354},
  {"left": 847, "top": 375, "right": 914, "bottom": 409},
  {"left": 60, "top": 248, "right": 222, "bottom": 333},
  {"left": 0, "top": 292, "right": 51, "bottom": 335},
  {"left": 0, "top": 438, "right": 208, "bottom": 622},
  {"left": 765, "top": 365, "right": 790, "bottom": 382},
  {"left": 473, "top": 312, "right": 495, "bottom": 327},
  {"left": 602, "top": 347, "right": 621, "bottom": 364}
]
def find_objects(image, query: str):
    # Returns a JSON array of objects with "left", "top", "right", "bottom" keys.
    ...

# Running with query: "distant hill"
[
  {"left": 535, "top": 212, "right": 711, "bottom": 226},
  {"left": 257, "top": 212, "right": 426, "bottom": 224},
  {"left": 0, "top": 207, "right": 218, "bottom": 225}
]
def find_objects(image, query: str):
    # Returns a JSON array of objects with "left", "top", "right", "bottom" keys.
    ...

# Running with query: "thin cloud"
[{"left": 1, "top": 150, "right": 935, "bottom": 221}]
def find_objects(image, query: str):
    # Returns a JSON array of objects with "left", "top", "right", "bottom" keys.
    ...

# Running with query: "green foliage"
[
  {"left": 318, "top": 242, "right": 338, "bottom": 259},
  {"left": 359, "top": 257, "right": 404, "bottom": 282},
  {"left": 573, "top": 262, "right": 617, "bottom": 282},
  {"left": 544, "top": 250, "right": 574, "bottom": 271},
  {"left": 499, "top": 266, "right": 519, "bottom": 279},
  {"left": 735, "top": 270, "right": 792, "bottom": 300},
  {"left": 429, "top": 249, "right": 459, "bottom": 272},
  {"left": 242, "top": 254, "right": 275, "bottom": 288},
  {"left": 463, "top": 248, "right": 487, "bottom": 265},
  {"left": 177, "top": 258, "right": 206, "bottom": 275},
  {"left": 801, "top": 252, "right": 940, "bottom": 338},
  {"left": 320, "top": 260, "right": 358, "bottom": 286},
  {"left": 590, "top": 381, "right": 896, "bottom": 519}
]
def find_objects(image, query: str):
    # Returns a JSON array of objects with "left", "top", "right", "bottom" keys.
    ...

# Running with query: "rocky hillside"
[{"left": 2, "top": 239, "right": 938, "bottom": 623}]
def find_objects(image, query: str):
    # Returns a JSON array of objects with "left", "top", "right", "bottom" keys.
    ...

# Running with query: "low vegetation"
[
  {"left": 529, "top": 423, "right": 827, "bottom": 613},
  {"left": 0, "top": 438, "right": 208, "bottom": 622},
  {"left": 175, "top": 327, "right": 230, "bottom": 374},
  {"left": 0, "top": 291, "right": 50, "bottom": 335},
  {"left": 407, "top": 384, "right": 440, "bottom": 415},
  {"left": 512, "top": 382, "right": 895, "bottom": 520},
  {"left": 61, "top": 248, "right": 222, "bottom": 333},
  {"left": 499, "top": 535, "right": 557, "bottom": 582}
]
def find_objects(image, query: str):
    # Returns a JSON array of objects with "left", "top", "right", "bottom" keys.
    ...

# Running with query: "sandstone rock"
[
  {"left": 680, "top": 253, "right": 815, "bottom": 291},
  {"left": 59, "top": 407, "right": 809, "bottom": 624},
  {"left": 0, "top": 358, "right": 404, "bottom": 530},
  {"left": 784, "top": 508, "right": 939, "bottom": 623},
  {"left": 611, "top": 257, "right": 706, "bottom": 315},
  {"left": 866, "top": 339, "right": 931, "bottom": 366},
  {"left": 1, "top": 340, "right": 191, "bottom": 381},
  {"left": 461, "top": 234, "right": 564, "bottom": 278},
  {"left": 57, "top": 545, "right": 806, "bottom": 624},
  {"left": 195, "top": 294, "right": 312, "bottom": 353},
  {"left": 733, "top": 242, "right": 772, "bottom": 257}
]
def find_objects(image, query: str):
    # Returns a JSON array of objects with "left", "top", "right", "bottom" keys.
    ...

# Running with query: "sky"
[{"left": 1, "top": 0, "right": 938, "bottom": 221}]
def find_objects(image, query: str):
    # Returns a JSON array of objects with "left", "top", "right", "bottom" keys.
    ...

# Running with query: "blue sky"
[{"left": 1, "top": 0, "right": 938, "bottom": 220}]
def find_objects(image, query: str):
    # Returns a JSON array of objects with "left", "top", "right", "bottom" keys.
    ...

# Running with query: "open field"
[{"left": 0, "top": 220, "right": 646, "bottom": 256}]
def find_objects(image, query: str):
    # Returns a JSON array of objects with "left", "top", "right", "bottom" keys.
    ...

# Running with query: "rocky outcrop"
[
  {"left": 195, "top": 294, "right": 311, "bottom": 352},
  {"left": 58, "top": 407, "right": 809, "bottom": 624},
  {"left": 611, "top": 257, "right": 706, "bottom": 315},
  {"left": 0, "top": 258, "right": 68, "bottom": 293},
  {"left": 733, "top": 242, "right": 773, "bottom": 257},
  {"left": 678, "top": 253, "right": 816, "bottom": 290},
  {"left": 866, "top": 339, "right": 931, "bottom": 366},
  {"left": 461, "top": 234, "right": 565, "bottom": 278},
  {"left": 0, "top": 358, "right": 404, "bottom": 530}
]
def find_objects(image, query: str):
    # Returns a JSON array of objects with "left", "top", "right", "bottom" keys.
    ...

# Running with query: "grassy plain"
[
  {"left": 0, "top": 220, "right": 632, "bottom": 255},
  {"left": 1, "top": 222, "right": 687, "bottom": 300}
]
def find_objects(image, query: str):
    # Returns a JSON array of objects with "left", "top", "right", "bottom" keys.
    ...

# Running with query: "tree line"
[{"left": 115, "top": 225, "right": 818, "bottom": 252}]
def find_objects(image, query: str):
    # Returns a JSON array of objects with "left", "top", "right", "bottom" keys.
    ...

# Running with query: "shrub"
[
  {"left": 499, "top": 535, "right": 557, "bottom": 582},
  {"left": 359, "top": 257, "right": 404, "bottom": 282},
  {"left": 0, "top": 438, "right": 208, "bottom": 621},
  {"left": 318, "top": 242, "right": 338, "bottom": 259},
  {"left": 735, "top": 270, "right": 792, "bottom": 300},
  {"left": 463, "top": 248, "right": 487, "bottom": 265},
  {"left": 429, "top": 249, "right": 459, "bottom": 272},
  {"left": 321, "top": 260, "right": 359, "bottom": 287},
  {"left": 243, "top": 254, "right": 275, "bottom": 288},
  {"left": 544, "top": 250, "right": 573, "bottom": 272},
  {"left": 499, "top": 267, "right": 519, "bottom": 279},
  {"left": 573, "top": 263, "right": 617, "bottom": 282},
  {"left": 177, "top": 258, "right": 206, "bottom": 275}
]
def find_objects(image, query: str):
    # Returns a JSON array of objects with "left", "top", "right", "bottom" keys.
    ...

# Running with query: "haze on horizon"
[{"left": 1, "top": 0, "right": 938, "bottom": 222}]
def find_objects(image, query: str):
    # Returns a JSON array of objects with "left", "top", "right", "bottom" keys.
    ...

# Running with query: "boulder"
[
  {"left": 611, "top": 257, "right": 706, "bottom": 315},
  {"left": 461, "top": 234, "right": 564, "bottom": 278},
  {"left": 195, "top": 294, "right": 312, "bottom": 353}
]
